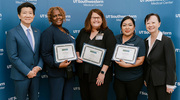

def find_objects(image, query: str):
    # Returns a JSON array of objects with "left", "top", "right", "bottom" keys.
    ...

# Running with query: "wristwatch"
[{"left": 100, "top": 71, "right": 105, "bottom": 74}]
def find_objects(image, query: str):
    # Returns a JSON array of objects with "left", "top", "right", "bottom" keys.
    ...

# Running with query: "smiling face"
[
  {"left": 145, "top": 15, "right": 161, "bottom": 34},
  {"left": 51, "top": 9, "right": 63, "bottom": 27},
  {"left": 18, "top": 7, "right": 35, "bottom": 27},
  {"left": 90, "top": 12, "right": 102, "bottom": 30},
  {"left": 121, "top": 19, "right": 135, "bottom": 37}
]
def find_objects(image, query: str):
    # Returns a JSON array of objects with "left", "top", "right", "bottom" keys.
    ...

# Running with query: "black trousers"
[
  {"left": 147, "top": 77, "right": 172, "bottom": 100},
  {"left": 48, "top": 77, "right": 74, "bottom": 100},
  {"left": 113, "top": 76, "right": 143, "bottom": 100},
  {"left": 79, "top": 73, "right": 110, "bottom": 100}
]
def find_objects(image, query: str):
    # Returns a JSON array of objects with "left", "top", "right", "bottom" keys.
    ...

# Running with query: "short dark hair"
[
  {"left": 17, "top": 2, "right": 36, "bottom": 15},
  {"left": 84, "top": 9, "right": 107, "bottom": 32},
  {"left": 144, "top": 13, "right": 161, "bottom": 24},
  {"left": 120, "top": 16, "right": 135, "bottom": 28}
]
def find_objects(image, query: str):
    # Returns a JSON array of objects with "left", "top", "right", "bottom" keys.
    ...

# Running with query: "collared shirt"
[
  {"left": 146, "top": 31, "right": 162, "bottom": 57},
  {"left": 20, "top": 23, "right": 35, "bottom": 50},
  {"left": 20, "top": 23, "right": 42, "bottom": 74},
  {"left": 114, "top": 34, "right": 145, "bottom": 81}
]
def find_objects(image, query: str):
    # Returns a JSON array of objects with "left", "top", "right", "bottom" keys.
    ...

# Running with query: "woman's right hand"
[
  {"left": 76, "top": 57, "right": 83, "bottom": 63},
  {"left": 59, "top": 60, "right": 71, "bottom": 68}
]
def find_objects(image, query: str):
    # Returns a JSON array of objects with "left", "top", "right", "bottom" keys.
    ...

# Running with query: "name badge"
[
  {"left": 126, "top": 43, "right": 134, "bottom": 46},
  {"left": 95, "top": 33, "right": 104, "bottom": 40}
]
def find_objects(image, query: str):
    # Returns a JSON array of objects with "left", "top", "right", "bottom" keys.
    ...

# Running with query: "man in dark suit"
[{"left": 6, "top": 2, "right": 43, "bottom": 100}]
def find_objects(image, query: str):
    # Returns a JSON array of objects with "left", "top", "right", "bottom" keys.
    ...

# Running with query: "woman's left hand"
[
  {"left": 115, "top": 60, "right": 129, "bottom": 68},
  {"left": 166, "top": 87, "right": 174, "bottom": 94},
  {"left": 96, "top": 73, "right": 105, "bottom": 86}
]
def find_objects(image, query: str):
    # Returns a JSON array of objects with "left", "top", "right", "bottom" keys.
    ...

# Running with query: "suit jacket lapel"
[
  {"left": 16, "top": 25, "right": 34, "bottom": 53},
  {"left": 145, "top": 40, "right": 149, "bottom": 53},
  {"left": 147, "top": 40, "right": 160, "bottom": 58},
  {"left": 151, "top": 40, "right": 160, "bottom": 52},
  {"left": 145, "top": 40, "right": 150, "bottom": 63}
]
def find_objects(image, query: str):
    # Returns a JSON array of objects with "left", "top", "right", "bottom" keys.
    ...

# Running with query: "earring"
[{"left": 120, "top": 30, "right": 122, "bottom": 34}]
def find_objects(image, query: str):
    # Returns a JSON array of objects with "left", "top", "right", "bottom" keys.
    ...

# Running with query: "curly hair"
[{"left": 47, "top": 7, "right": 66, "bottom": 23}]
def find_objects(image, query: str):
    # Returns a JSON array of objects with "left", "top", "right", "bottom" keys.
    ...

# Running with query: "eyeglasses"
[{"left": 91, "top": 17, "right": 101, "bottom": 20}]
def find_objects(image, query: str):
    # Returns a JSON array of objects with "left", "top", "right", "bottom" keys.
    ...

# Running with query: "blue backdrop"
[{"left": 1, "top": 0, "right": 180, "bottom": 100}]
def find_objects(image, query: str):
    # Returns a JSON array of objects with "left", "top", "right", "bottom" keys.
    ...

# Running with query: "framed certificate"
[
  {"left": 112, "top": 44, "right": 139, "bottom": 64},
  {"left": 54, "top": 43, "right": 77, "bottom": 63},
  {"left": 81, "top": 43, "right": 106, "bottom": 67}
]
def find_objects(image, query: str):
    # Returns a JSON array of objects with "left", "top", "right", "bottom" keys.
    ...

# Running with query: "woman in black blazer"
[
  {"left": 41, "top": 7, "right": 75, "bottom": 100},
  {"left": 143, "top": 13, "right": 176, "bottom": 100},
  {"left": 76, "top": 9, "right": 116, "bottom": 100}
]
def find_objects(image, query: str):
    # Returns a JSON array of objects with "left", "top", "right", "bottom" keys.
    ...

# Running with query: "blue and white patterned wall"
[{"left": 0, "top": 0, "right": 180, "bottom": 100}]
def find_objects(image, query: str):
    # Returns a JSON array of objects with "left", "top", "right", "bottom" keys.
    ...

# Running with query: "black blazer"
[
  {"left": 144, "top": 35, "right": 176, "bottom": 86},
  {"left": 41, "top": 25, "right": 75, "bottom": 77},
  {"left": 76, "top": 28, "right": 116, "bottom": 82}
]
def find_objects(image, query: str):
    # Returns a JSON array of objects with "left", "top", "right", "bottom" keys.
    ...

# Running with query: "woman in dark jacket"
[
  {"left": 143, "top": 13, "right": 176, "bottom": 100},
  {"left": 76, "top": 9, "right": 116, "bottom": 100},
  {"left": 41, "top": 7, "right": 75, "bottom": 100}
]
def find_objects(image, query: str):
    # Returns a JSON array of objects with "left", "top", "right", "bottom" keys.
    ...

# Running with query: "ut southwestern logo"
[
  {"left": 139, "top": 30, "right": 150, "bottom": 34},
  {"left": 8, "top": 96, "right": 17, "bottom": 100},
  {"left": 73, "top": 0, "right": 104, "bottom": 7},
  {"left": 41, "top": 74, "right": 48, "bottom": 78},
  {"left": 0, "top": 49, "right": 4, "bottom": 56},
  {"left": 73, "top": 86, "right": 80, "bottom": 90},
  {"left": 40, "top": 14, "right": 71, "bottom": 21},
  {"left": 162, "top": 31, "right": 172, "bottom": 35},
  {"left": 139, "top": 91, "right": 148, "bottom": 98},
  {"left": 175, "top": 14, "right": 180, "bottom": 18},
  {"left": 40, "top": 14, "right": 47, "bottom": 18},
  {"left": 5, "top": 31, "right": 8, "bottom": 35},
  {"left": 0, "top": 82, "right": 5, "bottom": 90},
  {"left": 140, "top": 0, "right": 173, "bottom": 5},
  {"left": 15, "top": 0, "right": 37, "bottom": 5},
  {"left": 106, "top": 14, "right": 137, "bottom": 22},
  {"left": 139, "top": 31, "right": 172, "bottom": 36},
  {"left": 175, "top": 48, "right": 180, "bottom": 53},
  {"left": 7, "top": 65, "right": 12, "bottom": 69},
  {"left": 175, "top": 82, "right": 180, "bottom": 86},
  {"left": 73, "top": 30, "right": 80, "bottom": 34},
  {"left": 0, "top": 13, "right": 2, "bottom": 20}
]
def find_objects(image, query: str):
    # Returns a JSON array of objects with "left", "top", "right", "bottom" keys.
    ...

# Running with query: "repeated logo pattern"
[
  {"left": 15, "top": 0, "right": 37, "bottom": 5},
  {"left": 140, "top": 0, "right": 173, "bottom": 5},
  {"left": 73, "top": 0, "right": 104, "bottom": 6},
  {"left": 0, "top": 0, "right": 180, "bottom": 100},
  {"left": 0, "top": 13, "right": 2, "bottom": 21}
]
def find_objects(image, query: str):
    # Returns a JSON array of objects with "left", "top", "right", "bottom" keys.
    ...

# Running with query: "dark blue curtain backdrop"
[{"left": 1, "top": 0, "right": 180, "bottom": 100}]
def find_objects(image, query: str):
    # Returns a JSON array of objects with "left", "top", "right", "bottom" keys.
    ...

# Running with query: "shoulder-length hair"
[
  {"left": 47, "top": 7, "right": 66, "bottom": 23},
  {"left": 84, "top": 9, "right": 107, "bottom": 32}
]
